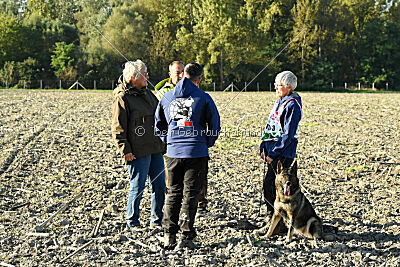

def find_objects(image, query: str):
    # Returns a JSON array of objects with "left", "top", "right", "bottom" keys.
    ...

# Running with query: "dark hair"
[{"left": 184, "top": 63, "right": 203, "bottom": 83}]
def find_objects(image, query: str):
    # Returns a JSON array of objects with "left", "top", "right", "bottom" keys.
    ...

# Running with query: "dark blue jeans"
[{"left": 126, "top": 153, "right": 166, "bottom": 227}]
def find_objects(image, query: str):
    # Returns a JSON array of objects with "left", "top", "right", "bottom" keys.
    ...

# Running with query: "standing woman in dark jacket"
[{"left": 112, "top": 60, "right": 166, "bottom": 229}]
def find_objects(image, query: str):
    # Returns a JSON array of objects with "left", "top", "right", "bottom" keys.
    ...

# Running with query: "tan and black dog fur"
[{"left": 265, "top": 160, "right": 322, "bottom": 242}]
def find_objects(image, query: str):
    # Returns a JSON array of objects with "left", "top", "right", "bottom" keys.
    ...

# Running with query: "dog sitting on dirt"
[{"left": 264, "top": 160, "right": 322, "bottom": 242}]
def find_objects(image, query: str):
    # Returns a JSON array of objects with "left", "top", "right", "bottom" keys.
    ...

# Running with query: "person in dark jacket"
[
  {"left": 155, "top": 60, "right": 210, "bottom": 214},
  {"left": 256, "top": 70, "right": 303, "bottom": 235},
  {"left": 112, "top": 60, "right": 166, "bottom": 229},
  {"left": 155, "top": 63, "right": 220, "bottom": 249}
]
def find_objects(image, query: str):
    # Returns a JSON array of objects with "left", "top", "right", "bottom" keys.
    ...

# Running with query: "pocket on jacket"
[{"left": 132, "top": 115, "right": 155, "bottom": 144}]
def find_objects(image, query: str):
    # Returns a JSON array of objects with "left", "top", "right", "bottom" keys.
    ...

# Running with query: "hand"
[
  {"left": 124, "top": 153, "right": 136, "bottom": 162},
  {"left": 266, "top": 156, "right": 273, "bottom": 164}
]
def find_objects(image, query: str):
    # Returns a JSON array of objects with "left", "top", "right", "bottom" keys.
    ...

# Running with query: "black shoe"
[
  {"left": 175, "top": 238, "right": 198, "bottom": 250},
  {"left": 163, "top": 233, "right": 177, "bottom": 250}
]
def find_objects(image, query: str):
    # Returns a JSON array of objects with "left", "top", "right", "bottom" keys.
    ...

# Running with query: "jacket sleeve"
[
  {"left": 154, "top": 101, "right": 168, "bottom": 144},
  {"left": 205, "top": 95, "right": 221, "bottom": 147},
  {"left": 111, "top": 95, "right": 132, "bottom": 155},
  {"left": 268, "top": 101, "right": 301, "bottom": 159}
]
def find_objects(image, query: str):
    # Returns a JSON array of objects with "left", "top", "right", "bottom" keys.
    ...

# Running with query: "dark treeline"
[{"left": 1, "top": 0, "right": 400, "bottom": 90}]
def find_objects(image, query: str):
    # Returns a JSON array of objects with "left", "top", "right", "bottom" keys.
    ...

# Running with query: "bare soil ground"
[{"left": 0, "top": 90, "right": 399, "bottom": 266}]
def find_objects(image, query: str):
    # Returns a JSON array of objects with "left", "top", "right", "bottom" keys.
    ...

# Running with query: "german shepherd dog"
[{"left": 265, "top": 160, "right": 322, "bottom": 242}]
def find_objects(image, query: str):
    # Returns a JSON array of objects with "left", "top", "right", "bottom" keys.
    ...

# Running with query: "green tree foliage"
[
  {"left": 26, "top": 0, "right": 79, "bottom": 24},
  {"left": 0, "top": 61, "right": 16, "bottom": 84},
  {"left": 0, "top": 13, "right": 26, "bottom": 65},
  {"left": 0, "top": 0, "right": 23, "bottom": 17},
  {"left": 358, "top": 19, "right": 400, "bottom": 88},
  {"left": 75, "top": 0, "right": 111, "bottom": 47},
  {"left": 143, "top": 0, "right": 191, "bottom": 77},
  {"left": 21, "top": 14, "right": 79, "bottom": 80},
  {"left": 175, "top": 0, "right": 263, "bottom": 89},
  {"left": 0, "top": 58, "right": 41, "bottom": 86},
  {"left": 100, "top": 3, "right": 150, "bottom": 79},
  {"left": 51, "top": 42, "right": 76, "bottom": 73},
  {"left": 1, "top": 0, "right": 400, "bottom": 90}
]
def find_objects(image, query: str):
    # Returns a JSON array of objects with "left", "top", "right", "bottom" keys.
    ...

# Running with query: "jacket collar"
[{"left": 118, "top": 75, "right": 147, "bottom": 95}]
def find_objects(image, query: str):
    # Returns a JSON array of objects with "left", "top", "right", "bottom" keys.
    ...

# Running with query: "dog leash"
[{"left": 259, "top": 148, "right": 267, "bottom": 218}]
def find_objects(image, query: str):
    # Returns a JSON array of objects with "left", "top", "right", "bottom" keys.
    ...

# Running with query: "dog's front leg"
[
  {"left": 286, "top": 216, "right": 294, "bottom": 242},
  {"left": 265, "top": 213, "right": 281, "bottom": 238}
]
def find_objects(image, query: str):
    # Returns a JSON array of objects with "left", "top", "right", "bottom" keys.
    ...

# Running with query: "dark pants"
[
  {"left": 198, "top": 169, "right": 208, "bottom": 209},
  {"left": 163, "top": 157, "right": 208, "bottom": 239},
  {"left": 263, "top": 156, "right": 294, "bottom": 215},
  {"left": 165, "top": 155, "right": 208, "bottom": 209}
]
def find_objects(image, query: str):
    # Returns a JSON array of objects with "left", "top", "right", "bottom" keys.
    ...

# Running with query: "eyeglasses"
[
  {"left": 135, "top": 71, "right": 149, "bottom": 79},
  {"left": 274, "top": 83, "right": 287, "bottom": 88}
]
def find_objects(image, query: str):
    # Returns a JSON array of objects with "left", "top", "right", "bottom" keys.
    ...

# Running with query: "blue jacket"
[
  {"left": 260, "top": 92, "right": 302, "bottom": 160},
  {"left": 155, "top": 77, "right": 221, "bottom": 158}
]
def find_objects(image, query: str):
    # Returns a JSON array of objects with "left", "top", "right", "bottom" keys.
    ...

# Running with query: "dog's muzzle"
[{"left": 283, "top": 182, "right": 291, "bottom": 196}]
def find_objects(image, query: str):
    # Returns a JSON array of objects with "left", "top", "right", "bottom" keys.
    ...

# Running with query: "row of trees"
[{"left": 1, "top": 0, "right": 400, "bottom": 90}]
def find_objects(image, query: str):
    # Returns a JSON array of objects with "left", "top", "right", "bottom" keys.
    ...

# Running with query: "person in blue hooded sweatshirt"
[
  {"left": 155, "top": 63, "right": 220, "bottom": 249},
  {"left": 256, "top": 70, "right": 303, "bottom": 236}
]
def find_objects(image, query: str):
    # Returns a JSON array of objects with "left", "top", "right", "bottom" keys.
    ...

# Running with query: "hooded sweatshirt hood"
[{"left": 173, "top": 77, "right": 197, "bottom": 98}]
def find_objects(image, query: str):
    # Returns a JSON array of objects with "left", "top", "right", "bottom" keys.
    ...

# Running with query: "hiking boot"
[
  {"left": 163, "top": 233, "right": 177, "bottom": 250},
  {"left": 175, "top": 238, "right": 198, "bottom": 250}
]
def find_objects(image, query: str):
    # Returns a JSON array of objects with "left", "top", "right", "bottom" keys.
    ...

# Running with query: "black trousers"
[
  {"left": 163, "top": 157, "right": 208, "bottom": 239},
  {"left": 198, "top": 167, "right": 208, "bottom": 208},
  {"left": 263, "top": 156, "right": 294, "bottom": 215}
]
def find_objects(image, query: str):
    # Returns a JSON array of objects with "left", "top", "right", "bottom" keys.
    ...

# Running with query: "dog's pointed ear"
[{"left": 277, "top": 160, "right": 283, "bottom": 174}]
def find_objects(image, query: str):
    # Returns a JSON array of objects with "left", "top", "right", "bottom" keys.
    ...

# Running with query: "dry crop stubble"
[{"left": 0, "top": 90, "right": 399, "bottom": 266}]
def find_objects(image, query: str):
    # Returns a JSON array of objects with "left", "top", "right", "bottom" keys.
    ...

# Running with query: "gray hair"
[
  {"left": 123, "top": 60, "right": 146, "bottom": 84},
  {"left": 275, "top": 71, "right": 297, "bottom": 90}
]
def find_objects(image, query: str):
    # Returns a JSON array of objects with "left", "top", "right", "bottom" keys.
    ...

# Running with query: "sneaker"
[
  {"left": 163, "top": 233, "right": 177, "bottom": 250},
  {"left": 126, "top": 224, "right": 142, "bottom": 233},
  {"left": 126, "top": 221, "right": 141, "bottom": 228},
  {"left": 175, "top": 238, "right": 198, "bottom": 250}
]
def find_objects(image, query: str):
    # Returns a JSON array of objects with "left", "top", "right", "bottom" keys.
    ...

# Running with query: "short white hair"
[
  {"left": 123, "top": 60, "right": 146, "bottom": 84},
  {"left": 275, "top": 71, "right": 297, "bottom": 90}
]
